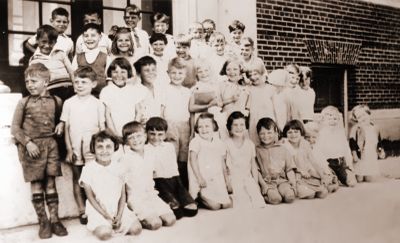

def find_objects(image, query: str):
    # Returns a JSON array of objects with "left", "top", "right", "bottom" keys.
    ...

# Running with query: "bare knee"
[
  {"left": 201, "top": 197, "right": 222, "bottom": 210},
  {"left": 45, "top": 176, "right": 57, "bottom": 194},
  {"left": 356, "top": 175, "right": 364, "bottom": 183},
  {"left": 142, "top": 217, "right": 162, "bottom": 230},
  {"left": 265, "top": 190, "right": 282, "bottom": 205},
  {"left": 160, "top": 213, "right": 176, "bottom": 226},
  {"left": 127, "top": 220, "right": 142, "bottom": 235},
  {"left": 297, "top": 185, "right": 315, "bottom": 199},
  {"left": 93, "top": 226, "right": 112, "bottom": 241},
  {"left": 316, "top": 188, "right": 329, "bottom": 199}
]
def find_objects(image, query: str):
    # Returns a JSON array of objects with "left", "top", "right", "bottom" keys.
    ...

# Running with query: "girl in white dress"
[
  {"left": 225, "top": 112, "right": 265, "bottom": 208},
  {"left": 188, "top": 113, "right": 232, "bottom": 210},
  {"left": 79, "top": 131, "right": 141, "bottom": 240},
  {"left": 349, "top": 105, "right": 381, "bottom": 182}
]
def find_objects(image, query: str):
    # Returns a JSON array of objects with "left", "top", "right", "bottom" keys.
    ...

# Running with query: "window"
[{"left": 7, "top": 0, "right": 72, "bottom": 66}]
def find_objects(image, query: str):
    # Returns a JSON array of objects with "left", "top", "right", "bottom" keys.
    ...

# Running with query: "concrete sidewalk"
[{"left": 2, "top": 158, "right": 400, "bottom": 243}]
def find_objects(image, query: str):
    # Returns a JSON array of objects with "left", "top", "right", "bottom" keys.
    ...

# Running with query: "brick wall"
[{"left": 256, "top": 0, "right": 400, "bottom": 109}]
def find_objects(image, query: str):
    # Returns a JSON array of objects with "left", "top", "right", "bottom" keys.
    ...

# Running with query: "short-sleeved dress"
[
  {"left": 226, "top": 138, "right": 265, "bottom": 208},
  {"left": 79, "top": 160, "right": 138, "bottom": 234},
  {"left": 188, "top": 135, "right": 231, "bottom": 204}
]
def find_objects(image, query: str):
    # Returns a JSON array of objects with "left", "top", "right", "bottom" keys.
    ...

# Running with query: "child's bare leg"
[
  {"left": 31, "top": 180, "right": 52, "bottom": 239},
  {"left": 200, "top": 196, "right": 223, "bottom": 210},
  {"left": 278, "top": 183, "right": 295, "bottom": 203},
  {"left": 316, "top": 187, "right": 329, "bottom": 199},
  {"left": 160, "top": 213, "right": 176, "bottom": 226},
  {"left": 346, "top": 169, "right": 357, "bottom": 187},
  {"left": 127, "top": 220, "right": 142, "bottom": 235},
  {"left": 93, "top": 225, "right": 112, "bottom": 241},
  {"left": 264, "top": 188, "right": 282, "bottom": 205},
  {"left": 141, "top": 216, "right": 162, "bottom": 230},
  {"left": 356, "top": 175, "right": 364, "bottom": 183},
  {"left": 296, "top": 184, "right": 315, "bottom": 199},
  {"left": 71, "top": 165, "right": 86, "bottom": 217},
  {"left": 45, "top": 176, "right": 68, "bottom": 236}
]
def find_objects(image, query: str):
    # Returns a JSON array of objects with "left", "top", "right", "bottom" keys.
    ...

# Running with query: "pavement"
[{"left": 1, "top": 157, "right": 400, "bottom": 243}]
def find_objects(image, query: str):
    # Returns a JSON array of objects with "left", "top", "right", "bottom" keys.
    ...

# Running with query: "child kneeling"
[
  {"left": 121, "top": 121, "right": 176, "bottom": 230},
  {"left": 79, "top": 131, "right": 141, "bottom": 241},
  {"left": 145, "top": 117, "right": 198, "bottom": 219}
]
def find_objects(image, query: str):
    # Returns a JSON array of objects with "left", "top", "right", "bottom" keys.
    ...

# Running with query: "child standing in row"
[
  {"left": 109, "top": 27, "right": 137, "bottom": 70},
  {"left": 149, "top": 33, "right": 170, "bottom": 86},
  {"left": 188, "top": 113, "right": 232, "bottom": 210},
  {"left": 208, "top": 32, "right": 229, "bottom": 82},
  {"left": 225, "top": 20, "right": 245, "bottom": 59},
  {"left": 61, "top": 66, "right": 107, "bottom": 224},
  {"left": 349, "top": 105, "right": 381, "bottom": 183},
  {"left": 175, "top": 34, "right": 197, "bottom": 89},
  {"left": 80, "top": 131, "right": 141, "bottom": 240},
  {"left": 162, "top": 57, "right": 191, "bottom": 187},
  {"left": 145, "top": 117, "right": 198, "bottom": 219},
  {"left": 120, "top": 122, "right": 176, "bottom": 230},
  {"left": 151, "top": 12, "right": 176, "bottom": 59},
  {"left": 296, "top": 66, "right": 315, "bottom": 124},
  {"left": 11, "top": 63, "right": 67, "bottom": 239},
  {"left": 256, "top": 118, "right": 297, "bottom": 205},
  {"left": 268, "top": 69, "right": 291, "bottom": 132},
  {"left": 225, "top": 112, "right": 265, "bottom": 208}
]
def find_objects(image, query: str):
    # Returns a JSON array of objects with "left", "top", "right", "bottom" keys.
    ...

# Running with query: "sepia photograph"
[{"left": 0, "top": 0, "right": 399, "bottom": 242}]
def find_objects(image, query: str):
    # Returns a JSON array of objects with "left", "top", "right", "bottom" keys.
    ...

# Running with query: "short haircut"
[
  {"left": 133, "top": 56, "right": 156, "bottom": 74},
  {"left": 174, "top": 34, "right": 191, "bottom": 47},
  {"left": 122, "top": 121, "right": 145, "bottom": 144},
  {"left": 168, "top": 57, "right": 187, "bottom": 71},
  {"left": 36, "top": 25, "right": 58, "bottom": 43},
  {"left": 226, "top": 111, "right": 249, "bottom": 132},
  {"left": 350, "top": 104, "right": 371, "bottom": 123},
  {"left": 74, "top": 66, "right": 97, "bottom": 82},
  {"left": 241, "top": 37, "right": 254, "bottom": 47},
  {"left": 25, "top": 63, "right": 50, "bottom": 82},
  {"left": 228, "top": 20, "right": 245, "bottom": 32},
  {"left": 209, "top": 32, "right": 226, "bottom": 45},
  {"left": 110, "top": 27, "right": 134, "bottom": 56},
  {"left": 282, "top": 120, "right": 306, "bottom": 137},
  {"left": 256, "top": 117, "right": 279, "bottom": 134},
  {"left": 125, "top": 4, "right": 141, "bottom": 17},
  {"left": 248, "top": 58, "right": 266, "bottom": 75},
  {"left": 194, "top": 112, "right": 219, "bottom": 133},
  {"left": 89, "top": 130, "right": 119, "bottom": 153},
  {"left": 220, "top": 58, "right": 243, "bottom": 76},
  {"left": 304, "top": 121, "right": 320, "bottom": 136},
  {"left": 107, "top": 57, "right": 133, "bottom": 79},
  {"left": 51, "top": 7, "right": 69, "bottom": 19},
  {"left": 151, "top": 12, "right": 170, "bottom": 25},
  {"left": 145, "top": 117, "right": 168, "bottom": 132},
  {"left": 83, "top": 9, "right": 100, "bottom": 18},
  {"left": 149, "top": 33, "right": 168, "bottom": 45},
  {"left": 299, "top": 66, "right": 312, "bottom": 87},
  {"left": 188, "top": 22, "right": 204, "bottom": 33},
  {"left": 82, "top": 23, "right": 102, "bottom": 34},
  {"left": 202, "top": 19, "right": 216, "bottom": 29},
  {"left": 285, "top": 63, "right": 300, "bottom": 74}
]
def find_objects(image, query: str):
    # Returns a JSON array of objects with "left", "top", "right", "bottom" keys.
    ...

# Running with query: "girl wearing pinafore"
[
  {"left": 349, "top": 105, "right": 381, "bottom": 182},
  {"left": 188, "top": 113, "right": 232, "bottom": 210},
  {"left": 225, "top": 112, "right": 265, "bottom": 208}
]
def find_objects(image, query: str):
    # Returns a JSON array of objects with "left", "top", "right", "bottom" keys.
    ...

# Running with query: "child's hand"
[
  {"left": 112, "top": 216, "right": 122, "bottom": 230},
  {"left": 208, "top": 97, "right": 219, "bottom": 107},
  {"left": 232, "top": 93, "right": 240, "bottom": 102},
  {"left": 26, "top": 141, "right": 40, "bottom": 159},
  {"left": 353, "top": 155, "right": 359, "bottom": 163},
  {"left": 260, "top": 184, "right": 268, "bottom": 196},
  {"left": 65, "top": 150, "right": 76, "bottom": 164},
  {"left": 198, "top": 177, "right": 207, "bottom": 188},
  {"left": 54, "top": 122, "right": 64, "bottom": 136},
  {"left": 301, "top": 171, "right": 311, "bottom": 179},
  {"left": 226, "top": 181, "right": 233, "bottom": 194}
]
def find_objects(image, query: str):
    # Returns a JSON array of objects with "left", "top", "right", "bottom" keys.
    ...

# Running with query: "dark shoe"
[
  {"left": 79, "top": 213, "right": 88, "bottom": 225},
  {"left": 38, "top": 219, "right": 52, "bottom": 239},
  {"left": 51, "top": 221, "right": 68, "bottom": 237}
]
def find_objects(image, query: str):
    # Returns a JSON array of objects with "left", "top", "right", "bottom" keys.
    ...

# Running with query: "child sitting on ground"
[
  {"left": 11, "top": 63, "right": 67, "bottom": 239},
  {"left": 255, "top": 117, "right": 297, "bottom": 205},
  {"left": 80, "top": 131, "right": 141, "bottom": 240},
  {"left": 188, "top": 113, "right": 232, "bottom": 210},
  {"left": 145, "top": 117, "right": 198, "bottom": 219},
  {"left": 120, "top": 121, "right": 176, "bottom": 230}
]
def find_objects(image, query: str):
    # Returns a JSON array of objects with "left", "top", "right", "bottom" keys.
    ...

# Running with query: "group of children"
[{"left": 11, "top": 3, "right": 383, "bottom": 241}]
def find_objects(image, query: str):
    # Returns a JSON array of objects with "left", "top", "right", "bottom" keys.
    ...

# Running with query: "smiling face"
[
  {"left": 168, "top": 66, "right": 186, "bottom": 86},
  {"left": 258, "top": 126, "right": 277, "bottom": 146},
  {"left": 226, "top": 62, "right": 241, "bottom": 82},
  {"left": 111, "top": 65, "right": 128, "bottom": 87},
  {"left": 197, "top": 118, "right": 214, "bottom": 140},
  {"left": 73, "top": 77, "right": 96, "bottom": 97},
  {"left": 94, "top": 138, "right": 115, "bottom": 166},
  {"left": 250, "top": 70, "right": 263, "bottom": 86},
  {"left": 124, "top": 13, "right": 140, "bottom": 30},
  {"left": 126, "top": 130, "right": 146, "bottom": 152},
  {"left": 147, "top": 129, "right": 166, "bottom": 146},
  {"left": 190, "top": 27, "right": 204, "bottom": 40},
  {"left": 231, "top": 29, "right": 243, "bottom": 45},
  {"left": 286, "top": 66, "right": 300, "bottom": 88},
  {"left": 211, "top": 40, "right": 225, "bottom": 56},
  {"left": 153, "top": 21, "right": 168, "bottom": 34},
  {"left": 83, "top": 13, "right": 101, "bottom": 25},
  {"left": 151, "top": 40, "right": 166, "bottom": 56},
  {"left": 140, "top": 64, "right": 157, "bottom": 84},
  {"left": 203, "top": 22, "right": 215, "bottom": 38},
  {"left": 50, "top": 15, "right": 69, "bottom": 34},
  {"left": 323, "top": 109, "right": 340, "bottom": 127},
  {"left": 286, "top": 128, "right": 302, "bottom": 146},
  {"left": 240, "top": 44, "right": 253, "bottom": 61},
  {"left": 83, "top": 28, "right": 101, "bottom": 50},
  {"left": 196, "top": 65, "right": 210, "bottom": 82},
  {"left": 230, "top": 118, "right": 247, "bottom": 138},
  {"left": 175, "top": 44, "right": 190, "bottom": 59},
  {"left": 37, "top": 33, "right": 56, "bottom": 55},
  {"left": 116, "top": 32, "right": 132, "bottom": 54},
  {"left": 25, "top": 75, "right": 48, "bottom": 96}
]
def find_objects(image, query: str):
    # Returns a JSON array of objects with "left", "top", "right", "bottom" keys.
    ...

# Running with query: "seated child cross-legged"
[
  {"left": 79, "top": 131, "right": 141, "bottom": 241},
  {"left": 282, "top": 120, "right": 329, "bottom": 199},
  {"left": 145, "top": 117, "right": 198, "bottom": 219},
  {"left": 188, "top": 113, "right": 233, "bottom": 210},
  {"left": 120, "top": 122, "right": 176, "bottom": 230},
  {"left": 255, "top": 118, "right": 297, "bottom": 205}
]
